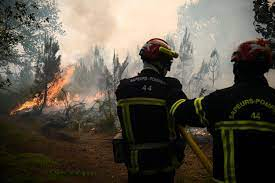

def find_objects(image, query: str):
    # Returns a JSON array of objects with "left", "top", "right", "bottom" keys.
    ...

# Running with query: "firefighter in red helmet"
[
  {"left": 114, "top": 38, "right": 187, "bottom": 183},
  {"left": 168, "top": 38, "right": 275, "bottom": 182}
]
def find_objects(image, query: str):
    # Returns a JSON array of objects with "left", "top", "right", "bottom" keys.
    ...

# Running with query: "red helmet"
[
  {"left": 231, "top": 38, "right": 272, "bottom": 65},
  {"left": 139, "top": 38, "right": 178, "bottom": 62}
]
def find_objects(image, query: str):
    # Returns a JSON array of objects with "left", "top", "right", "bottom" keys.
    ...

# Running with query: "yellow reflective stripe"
[
  {"left": 216, "top": 120, "right": 275, "bottom": 132},
  {"left": 221, "top": 129, "right": 229, "bottom": 183},
  {"left": 220, "top": 126, "right": 274, "bottom": 132},
  {"left": 167, "top": 110, "right": 176, "bottom": 140},
  {"left": 169, "top": 99, "right": 186, "bottom": 116},
  {"left": 129, "top": 150, "right": 139, "bottom": 173},
  {"left": 118, "top": 98, "right": 167, "bottom": 143},
  {"left": 134, "top": 150, "right": 139, "bottom": 171},
  {"left": 121, "top": 105, "right": 131, "bottom": 142},
  {"left": 194, "top": 97, "right": 208, "bottom": 125},
  {"left": 212, "top": 178, "right": 225, "bottom": 183},
  {"left": 216, "top": 120, "right": 275, "bottom": 183},
  {"left": 130, "top": 150, "right": 135, "bottom": 169},
  {"left": 221, "top": 129, "right": 236, "bottom": 183},
  {"left": 118, "top": 97, "right": 166, "bottom": 106},
  {"left": 118, "top": 97, "right": 177, "bottom": 140},
  {"left": 229, "top": 130, "right": 236, "bottom": 183},
  {"left": 125, "top": 104, "right": 134, "bottom": 143}
]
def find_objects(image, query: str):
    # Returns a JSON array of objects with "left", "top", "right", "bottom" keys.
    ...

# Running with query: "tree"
[
  {"left": 33, "top": 35, "right": 61, "bottom": 114},
  {"left": 126, "top": 46, "right": 142, "bottom": 77},
  {"left": 0, "top": 0, "right": 63, "bottom": 65},
  {"left": 99, "top": 52, "right": 129, "bottom": 130},
  {"left": 18, "top": 61, "right": 34, "bottom": 90},
  {"left": 111, "top": 51, "right": 129, "bottom": 93},
  {"left": 187, "top": 59, "right": 209, "bottom": 97},
  {"left": 0, "top": 0, "right": 63, "bottom": 92},
  {"left": 178, "top": 27, "right": 194, "bottom": 87},
  {"left": 253, "top": 0, "right": 275, "bottom": 39},
  {"left": 165, "top": 33, "right": 176, "bottom": 50},
  {"left": 208, "top": 49, "right": 220, "bottom": 87},
  {"left": 70, "top": 46, "right": 106, "bottom": 94}
]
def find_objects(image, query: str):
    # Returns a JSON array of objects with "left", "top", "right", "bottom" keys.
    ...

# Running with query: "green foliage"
[
  {"left": 0, "top": 0, "right": 63, "bottom": 65},
  {"left": 253, "top": 0, "right": 275, "bottom": 39},
  {"left": 32, "top": 35, "right": 61, "bottom": 113},
  {"left": 34, "top": 35, "right": 61, "bottom": 88}
]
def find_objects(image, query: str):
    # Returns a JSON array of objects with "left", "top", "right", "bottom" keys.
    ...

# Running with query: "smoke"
[
  {"left": 57, "top": 0, "right": 275, "bottom": 89},
  {"left": 57, "top": 0, "right": 116, "bottom": 64},
  {"left": 57, "top": 0, "right": 197, "bottom": 65},
  {"left": 173, "top": 0, "right": 275, "bottom": 89}
]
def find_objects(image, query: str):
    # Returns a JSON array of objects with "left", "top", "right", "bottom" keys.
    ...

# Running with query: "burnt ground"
[{"left": 0, "top": 115, "right": 213, "bottom": 183}]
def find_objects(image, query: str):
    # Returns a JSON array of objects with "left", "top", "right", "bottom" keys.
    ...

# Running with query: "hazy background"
[
  {"left": 56, "top": 0, "right": 275, "bottom": 89},
  {"left": 57, "top": 0, "right": 197, "bottom": 64}
]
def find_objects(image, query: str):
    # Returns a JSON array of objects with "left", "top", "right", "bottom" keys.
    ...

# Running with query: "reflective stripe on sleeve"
[
  {"left": 169, "top": 99, "right": 187, "bottom": 116},
  {"left": 194, "top": 97, "right": 209, "bottom": 126}
]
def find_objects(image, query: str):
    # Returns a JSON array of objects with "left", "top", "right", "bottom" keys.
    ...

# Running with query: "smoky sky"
[
  {"left": 174, "top": 0, "right": 260, "bottom": 87},
  {"left": 57, "top": 0, "right": 194, "bottom": 65},
  {"left": 57, "top": 0, "right": 275, "bottom": 88},
  {"left": 57, "top": 0, "right": 116, "bottom": 64},
  {"left": 172, "top": 0, "right": 275, "bottom": 88}
]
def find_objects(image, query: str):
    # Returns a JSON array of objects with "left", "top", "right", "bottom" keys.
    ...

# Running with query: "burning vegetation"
[
  {"left": 10, "top": 66, "right": 75, "bottom": 115},
  {"left": 7, "top": 44, "right": 129, "bottom": 134}
]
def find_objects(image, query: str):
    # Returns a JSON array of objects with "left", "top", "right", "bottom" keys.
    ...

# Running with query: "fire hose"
[{"left": 178, "top": 125, "right": 213, "bottom": 175}]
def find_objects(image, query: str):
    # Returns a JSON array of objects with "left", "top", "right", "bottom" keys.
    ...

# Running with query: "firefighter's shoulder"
[
  {"left": 165, "top": 77, "right": 182, "bottom": 89},
  {"left": 118, "top": 78, "right": 130, "bottom": 86},
  {"left": 202, "top": 86, "right": 235, "bottom": 105}
]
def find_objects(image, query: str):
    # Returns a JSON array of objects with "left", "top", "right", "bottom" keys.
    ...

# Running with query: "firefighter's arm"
[
  {"left": 169, "top": 98, "right": 207, "bottom": 127},
  {"left": 169, "top": 90, "right": 220, "bottom": 128},
  {"left": 165, "top": 79, "right": 200, "bottom": 126},
  {"left": 168, "top": 95, "right": 213, "bottom": 175}
]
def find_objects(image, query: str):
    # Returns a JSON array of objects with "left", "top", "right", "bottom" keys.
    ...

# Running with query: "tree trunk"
[{"left": 38, "top": 83, "right": 48, "bottom": 114}]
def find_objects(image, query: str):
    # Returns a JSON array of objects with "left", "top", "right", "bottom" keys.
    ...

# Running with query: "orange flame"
[
  {"left": 44, "top": 91, "right": 105, "bottom": 113},
  {"left": 10, "top": 66, "right": 75, "bottom": 115}
]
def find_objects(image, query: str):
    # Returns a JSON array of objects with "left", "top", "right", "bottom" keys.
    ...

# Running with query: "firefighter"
[
  {"left": 115, "top": 38, "right": 187, "bottom": 183},
  {"left": 168, "top": 38, "right": 275, "bottom": 183}
]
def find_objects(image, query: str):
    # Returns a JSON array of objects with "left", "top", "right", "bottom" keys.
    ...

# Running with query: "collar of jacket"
[
  {"left": 138, "top": 68, "right": 163, "bottom": 77},
  {"left": 234, "top": 75, "right": 269, "bottom": 87}
]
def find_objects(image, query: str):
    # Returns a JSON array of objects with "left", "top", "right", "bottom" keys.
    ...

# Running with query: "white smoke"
[
  {"left": 57, "top": 0, "right": 194, "bottom": 65},
  {"left": 57, "top": 0, "right": 275, "bottom": 89},
  {"left": 173, "top": 0, "right": 275, "bottom": 89}
]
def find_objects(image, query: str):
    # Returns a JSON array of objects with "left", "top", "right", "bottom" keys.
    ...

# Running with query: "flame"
[
  {"left": 10, "top": 66, "right": 75, "bottom": 115},
  {"left": 42, "top": 91, "right": 105, "bottom": 113}
]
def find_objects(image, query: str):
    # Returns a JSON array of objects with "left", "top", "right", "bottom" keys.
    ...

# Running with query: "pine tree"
[
  {"left": 253, "top": 0, "right": 275, "bottom": 39},
  {"left": 33, "top": 35, "right": 61, "bottom": 113}
]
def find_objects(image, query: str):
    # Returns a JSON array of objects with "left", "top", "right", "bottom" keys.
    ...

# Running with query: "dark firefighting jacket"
[
  {"left": 115, "top": 69, "right": 187, "bottom": 174},
  {"left": 169, "top": 76, "right": 275, "bottom": 183}
]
